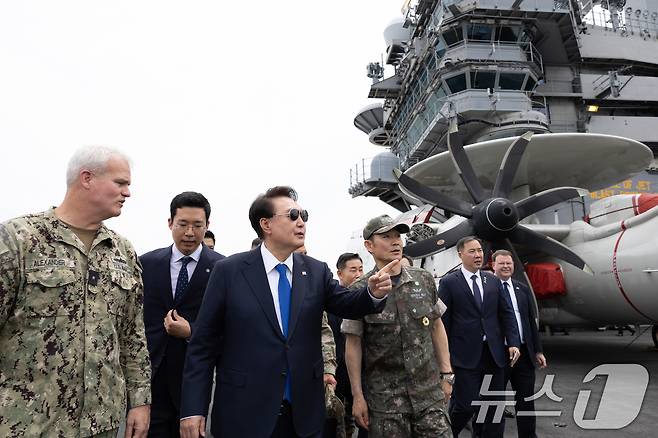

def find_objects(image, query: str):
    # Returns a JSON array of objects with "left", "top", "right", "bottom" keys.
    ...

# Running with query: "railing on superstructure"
[
  {"left": 404, "top": 0, "right": 442, "bottom": 39},
  {"left": 348, "top": 155, "right": 400, "bottom": 196},
  {"left": 442, "top": 0, "right": 571, "bottom": 15},
  {"left": 388, "top": 37, "right": 545, "bottom": 168},
  {"left": 394, "top": 88, "right": 549, "bottom": 169},
  {"left": 390, "top": 40, "right": 543, "bottom": 121},
  {"left": 581, "top": 5, "right": 658, "bottom": 37}
]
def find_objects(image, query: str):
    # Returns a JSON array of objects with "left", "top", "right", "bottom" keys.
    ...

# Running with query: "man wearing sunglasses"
[{"left": 180, "top": 186, "right": 398, "bottom": 438}]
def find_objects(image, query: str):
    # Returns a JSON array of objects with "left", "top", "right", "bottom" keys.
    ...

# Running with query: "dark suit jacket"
[
  {"left": 502, "top": 279, "right": 543, "bottom": 364},
  {"left": 438, "top": 270, "right": 520, "bottom": 369},
  {"left": 180, "top": 247, "right": 385, "bottom": 438},
  {"left": 141, "top": 244, "right": 225, "bottom": 407}
]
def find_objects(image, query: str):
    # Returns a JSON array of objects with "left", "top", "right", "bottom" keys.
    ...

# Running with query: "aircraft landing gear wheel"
[{"left": 653, "top": 325, "right": 658, "bottom": 348}]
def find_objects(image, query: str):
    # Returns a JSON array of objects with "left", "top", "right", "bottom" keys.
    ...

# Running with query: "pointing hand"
[{"left": 367, "top": 259, "right": 400, "bottom": 298}]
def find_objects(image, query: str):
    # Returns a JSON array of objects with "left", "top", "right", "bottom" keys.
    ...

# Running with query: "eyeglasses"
[
  {"left": 173, "top": 222, "right": 206, "bottom": 231},
  {"left": 273, "top": 208, "right": 309, "bottom": 222}
]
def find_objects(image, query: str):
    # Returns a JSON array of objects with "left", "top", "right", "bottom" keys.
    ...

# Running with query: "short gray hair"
[{"left": 66, "top": 145, "right": 130, "bottom": 187}]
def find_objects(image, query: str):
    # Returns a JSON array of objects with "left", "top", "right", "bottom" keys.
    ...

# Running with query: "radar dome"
[
  {"left": 370, "top": 151, "right": 400, "bottom": 183},
  {"left": 384, "top": 17, "right": 410, "bottom": 47}
]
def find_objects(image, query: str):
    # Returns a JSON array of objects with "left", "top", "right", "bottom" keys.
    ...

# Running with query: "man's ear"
[
  {"left": 80, "top": 169, "right": 93, "bottom": 188},
  {"left": 364, "top": 239, "right": 373, "bottom": 254},
  {"left": 259, "top": 217, "right": 271, "bottom": 237}
]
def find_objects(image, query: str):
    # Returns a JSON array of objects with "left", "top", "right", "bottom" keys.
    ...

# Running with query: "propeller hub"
[{"left": 473, "top": 198, "right": 519, "bottom": 239}]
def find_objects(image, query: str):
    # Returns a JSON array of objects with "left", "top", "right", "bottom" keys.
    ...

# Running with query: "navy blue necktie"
[
  {"left": 502, "top": 281, "right": 511, "bottom": 298},
  {"left": 174, "top": 256, "right": 192, "bottom": 303},
  {"left": 471, "top": 274, "right": 483, "bottom": 309},
  {"left": 276, "top": 264, "right": 292, "bottom": 401}
]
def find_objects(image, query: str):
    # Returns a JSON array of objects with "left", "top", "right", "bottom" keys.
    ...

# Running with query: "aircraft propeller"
[{"left": 395, "top": 120, "right": 593, "bottom": 274}]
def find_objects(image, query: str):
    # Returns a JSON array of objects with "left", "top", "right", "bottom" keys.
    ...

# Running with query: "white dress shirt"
[
  {"left": 460, "top": 265, "right": 484, "bottom": 302},
  {"left": 501, "top": 278, "right": 524, "bottom": 344},
  {"left": 260, "top": 243, "right": 385, "bottom": 332},
  {"left": 261, "top": 243, "right": 294, "bottom": 332},
  {"left": 460, "top": 265, "right": 486, "bottom": 340},
  {"left": 170, "top": 244, "right": 203, "bottom": 298}
]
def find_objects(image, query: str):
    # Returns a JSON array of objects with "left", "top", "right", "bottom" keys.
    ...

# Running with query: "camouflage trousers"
[
  {"left": 89, "top": 429, "right": 119, "bottom": 438},
  {"left": 369, "top": 403, "right": 451, "bottom": 438}
]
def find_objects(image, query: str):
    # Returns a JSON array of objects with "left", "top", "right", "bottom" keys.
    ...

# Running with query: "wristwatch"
[{"left": 440, "top": 372, "right": 455, "bottom": 385}]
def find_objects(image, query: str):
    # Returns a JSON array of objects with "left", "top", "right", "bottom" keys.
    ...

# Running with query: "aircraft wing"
[{"left": 523, "top": 223, "right": 572, "bottom": 242}]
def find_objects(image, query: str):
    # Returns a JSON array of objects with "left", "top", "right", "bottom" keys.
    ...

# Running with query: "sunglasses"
[{"left": 273, "top": 208, "right": 309, "bottom": 222}]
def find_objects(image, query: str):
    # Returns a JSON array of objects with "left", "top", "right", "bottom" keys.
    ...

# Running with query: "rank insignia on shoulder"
[{"left": 422, "top": 316, "right": 430, "bottom": 326}]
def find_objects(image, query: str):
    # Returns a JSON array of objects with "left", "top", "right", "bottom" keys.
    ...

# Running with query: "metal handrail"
[
  {"left": 582, "top": 8, "right": 658, "bottom": 36},
  {"left": 388, "top": 34, "right": 543, "bottom": 134},
  {"left": 442, "top": 40, "right": 543, "bottom": 73},
  {"left": 566, "top": 0, "right": 586, "bottom": 48},
  {"left": 348, "top": 156, "right": 400, "bottom": 192},
  {"left": 398, "top": 88, "right": 539, "bottom": 162}
]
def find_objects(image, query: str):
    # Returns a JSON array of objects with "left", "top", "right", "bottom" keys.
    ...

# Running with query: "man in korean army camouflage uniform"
[
  {"left": 0, "top": 146, "right": 151, "bottom": 437},
  {"left": 342, "top": 215, "right": 453, "bottom": 438}
]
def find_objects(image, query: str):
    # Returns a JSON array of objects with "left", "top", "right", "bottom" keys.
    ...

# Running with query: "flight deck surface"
[{"left": 507, "top": 327, "right": 657, "bottom": 437}]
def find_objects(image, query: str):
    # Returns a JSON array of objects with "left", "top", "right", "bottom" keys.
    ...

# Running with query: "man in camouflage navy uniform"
[
  {"left": 0, "top": 146, "right": 152, "bottom": 437},
  {"left": 342, "top": 215, "right": 453, "bottom": 438}
]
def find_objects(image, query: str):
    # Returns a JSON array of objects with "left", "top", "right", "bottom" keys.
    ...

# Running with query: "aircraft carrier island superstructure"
[{"left": 350, "top": 0, "right": 658, "bottom": 222}]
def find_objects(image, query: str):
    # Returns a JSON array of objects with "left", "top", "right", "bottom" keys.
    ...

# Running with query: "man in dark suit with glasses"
[{"left": 141, "top": 191, "right": 225, "bottom": 437}]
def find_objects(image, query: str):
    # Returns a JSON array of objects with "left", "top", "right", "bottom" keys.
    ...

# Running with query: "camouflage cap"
[{"left": 363, "top": 214, "right": 410, "bottom": 240}]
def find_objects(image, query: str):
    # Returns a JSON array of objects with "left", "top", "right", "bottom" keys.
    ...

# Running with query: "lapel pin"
[
  {"left": 302, "top": 271, "right": 307, "bottom": 276},
  {"left": 206, "top": 268, "right": 210, "bottom": 273}
]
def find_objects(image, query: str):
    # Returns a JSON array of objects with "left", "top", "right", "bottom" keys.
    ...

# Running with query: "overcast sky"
[{"left": 0, "top": 1, "right": 406, "bottom": 269}]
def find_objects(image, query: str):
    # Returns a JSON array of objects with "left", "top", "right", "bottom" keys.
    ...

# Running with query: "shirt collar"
[
  {"left": 46, "top": 207, "right": 112, "bottom": 250},
  {"left": 500, "top": 277, "right": 514, "bottom": 289},
  {"left": 172, "top": 243, "right": 202, "bottom": 263},
  {"left": 261, "top": 243, "right": 294, "bottom": 274},
  {"left": 460, "top": 265, "right": 480, "bottom": 281},
  {"left": 396, "top": 265, "right": 414, "bottom": 287}
]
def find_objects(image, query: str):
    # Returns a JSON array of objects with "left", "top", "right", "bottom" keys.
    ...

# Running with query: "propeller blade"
[
  {"left": 492, "top": 132, "right": 533, "bottom": 198},
  {"left": 510, "top": 226, "right": 593, "bottom": 274},
  {"left": 447, "top": 120, "right": 486, "bottom": 203},
  {"left": 393, "top": 169, "right": 474, "bottom": 217},
  {"left": 515, "top": 187, "right": 589, "bottom": 219},
  {"left": 404, "top": 220, "right": 474, "bottom": 258}
]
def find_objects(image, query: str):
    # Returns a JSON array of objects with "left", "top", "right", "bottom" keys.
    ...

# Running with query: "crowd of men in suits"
[{"left": 0, "top": 146, "right": 548, "bottom": 438}]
